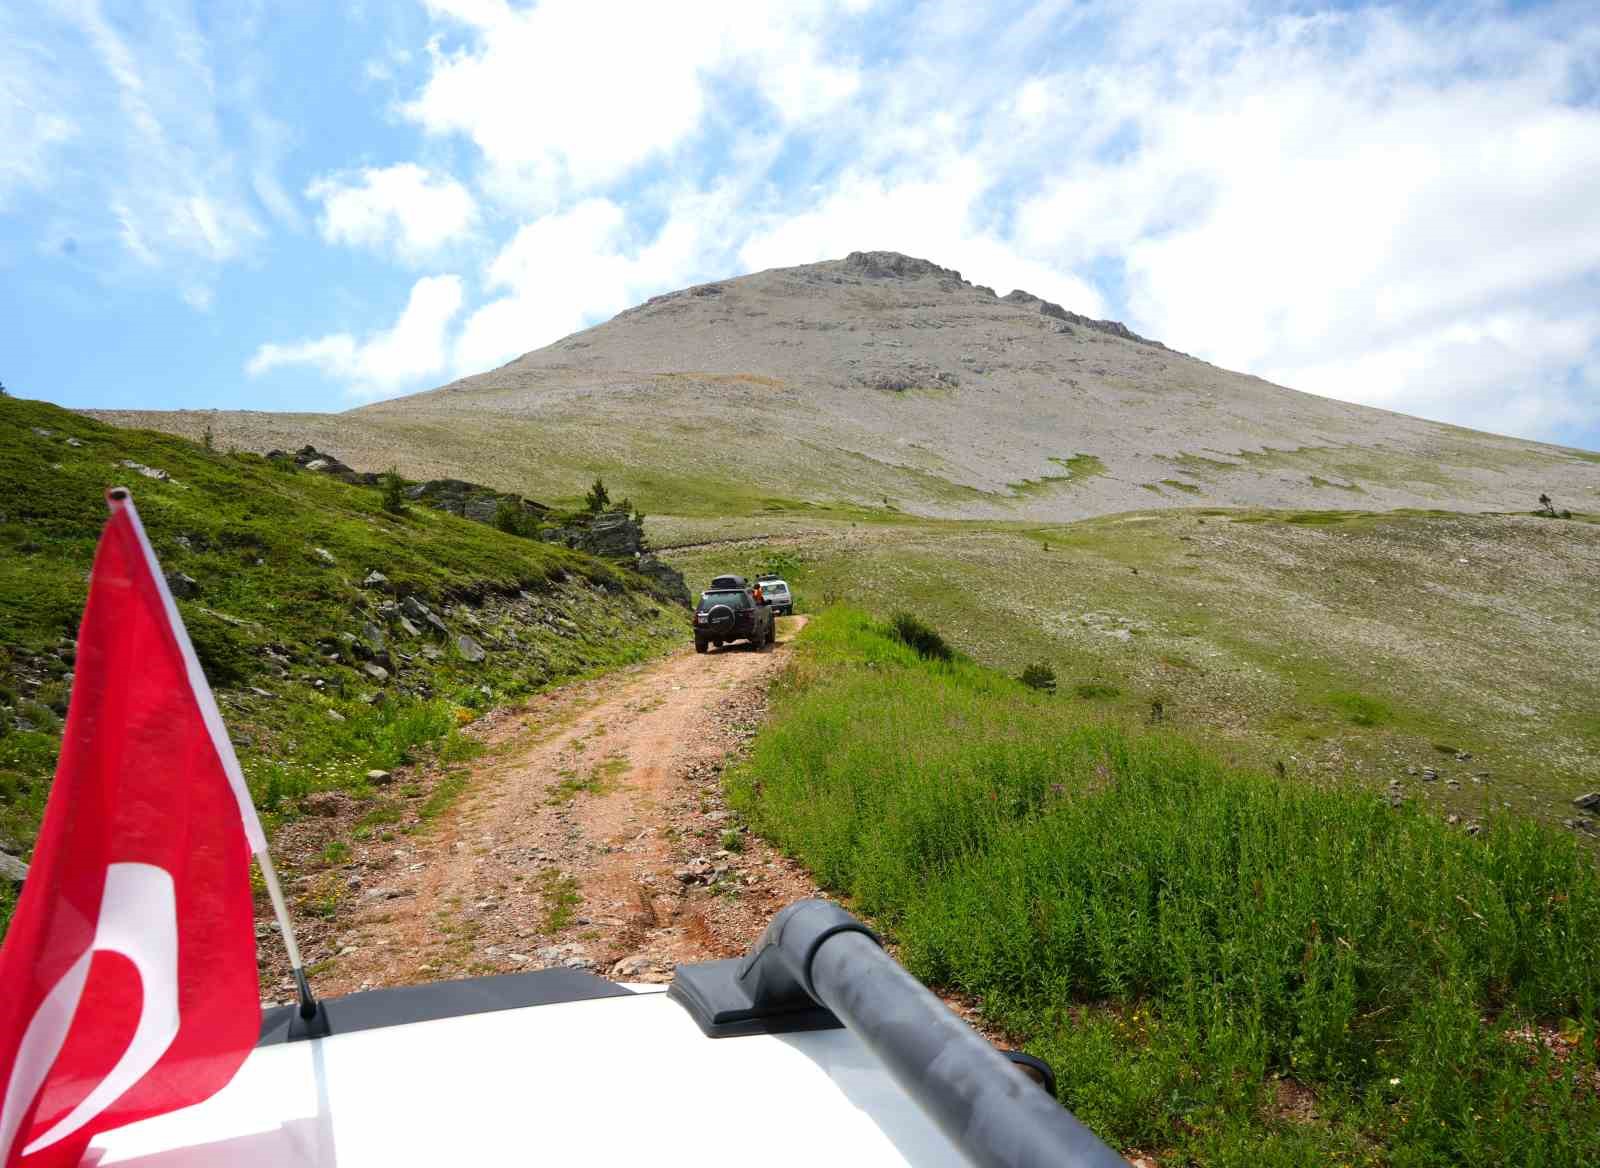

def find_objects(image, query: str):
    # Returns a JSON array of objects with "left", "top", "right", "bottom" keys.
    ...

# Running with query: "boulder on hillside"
[
  {"left": 585, "top": 511, "right": 644, "bottom": 558},
  {"left": 0, "top": 851, "right": 28, "bottom": 883},
  {"left": 456, "top": 634, "right": 486, "bottom": 664},
  {"left": 405, "top": 479, "right": 547, "bottom": 525},
  {"left": 859, "top": 366, "right": 959, "bottom": 393},
  {"left": 535, "top": 510, "right": 646, "bottom": 560},
  {"left": 636, "top": 555, "right": 691, "bottom": 607}
]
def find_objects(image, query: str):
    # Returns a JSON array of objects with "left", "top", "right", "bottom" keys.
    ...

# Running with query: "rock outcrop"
[
  {"left": 274, "top": 447, "right": 689, "bottom": 605},
  {"left": 843, "top": 250, "right": 965, "bottom": 282},
  {"left": 1003, "top": 288, "right": 1169, "bottom": 349},
  {"left": 406, "top": 478, "right": 548, "bottom": 526}
]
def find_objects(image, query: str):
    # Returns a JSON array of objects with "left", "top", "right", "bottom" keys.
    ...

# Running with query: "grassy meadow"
[
  {"left": 730, "top": 608, "right": 1600, "bottom": 1164},
  {"left": 665, "top": 505, "right": 1600, "bottom": 831}
]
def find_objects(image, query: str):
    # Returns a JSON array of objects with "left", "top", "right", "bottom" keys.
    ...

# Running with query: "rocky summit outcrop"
[{"left": 843, "top": 250, "right": 966, "bottom": 282}]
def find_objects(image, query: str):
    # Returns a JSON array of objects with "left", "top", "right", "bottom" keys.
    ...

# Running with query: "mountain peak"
[{"left": 840, "top": 250, "right": 967, "bottom": 283}]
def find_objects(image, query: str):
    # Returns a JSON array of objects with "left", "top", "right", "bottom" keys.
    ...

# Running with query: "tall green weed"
[{"left": 730, "top": 608, "right": 1600, "bottom": 1165}]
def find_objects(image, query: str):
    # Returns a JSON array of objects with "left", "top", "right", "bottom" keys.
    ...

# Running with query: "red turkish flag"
[{"left": 0, "top": 491, "right": 266, "bottom": 1166}]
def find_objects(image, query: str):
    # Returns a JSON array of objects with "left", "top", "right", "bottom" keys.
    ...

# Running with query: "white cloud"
[
  {"left": 2, "top": 0, "right": 292, "bottom": 302},
  {"left": 0, "top": 15, "right": 78, "bottom": 209},
  {"left": 404, "top": 0, "right": 866, "bottom": 209},
  {"left": 1275, "top": 308, "right": 1600, "bottom": 441},
  {"left": 66, "top": 1, "right": 265, "bottom": 268},
  {"left": 308, "top": 163, "right": 479, "bottom": 262},
  {"left": 248, "top": 275, "right": 466, "bottom": 398},
  {"left": 453, "top": 200, "right": 631, "bottom": 372},
  {"left": 1012, "top": 7, "right": 1600, "bottom": 438},
  {"left": 451, "top": 187, "right": 749, "bottom": 373}
]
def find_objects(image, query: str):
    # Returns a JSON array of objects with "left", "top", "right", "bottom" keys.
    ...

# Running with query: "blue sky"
[{"left": 4, "top": 1, "right": 1599, "bottom": 451}]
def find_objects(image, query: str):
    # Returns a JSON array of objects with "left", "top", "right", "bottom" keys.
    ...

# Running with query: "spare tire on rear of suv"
[{"left": 703, "top": 603, "right": 735, "bottom": 638}]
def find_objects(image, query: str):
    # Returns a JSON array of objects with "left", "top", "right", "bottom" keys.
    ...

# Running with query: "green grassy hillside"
[
  {"left": 666, "top": 505, "right": 1600, "bottom": 831},
  {"left": 732, "top": 609, "right": 1600, "bottom": 1165},
  {"left": 0, "top": 397, "right": 683, "bottom": 933}
]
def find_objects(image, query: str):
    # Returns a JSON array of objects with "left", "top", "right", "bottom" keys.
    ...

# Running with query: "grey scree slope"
[{"left": 87, "top": 251, "right": 1600, "bottom": 521}]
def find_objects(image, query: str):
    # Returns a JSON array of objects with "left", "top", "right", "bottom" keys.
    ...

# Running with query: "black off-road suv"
[{"left": 694, "top": 574, "right": 775, "bottom": 653}]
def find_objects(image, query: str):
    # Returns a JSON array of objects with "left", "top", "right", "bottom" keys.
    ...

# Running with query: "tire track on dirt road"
[{"left": 269, "top": 617, "right": 814, "bottom": 999}]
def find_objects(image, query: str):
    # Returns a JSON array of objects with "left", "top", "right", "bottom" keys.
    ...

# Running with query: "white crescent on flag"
[{"left": 2, "top": 864, "right": 181, "bottom": 1157}]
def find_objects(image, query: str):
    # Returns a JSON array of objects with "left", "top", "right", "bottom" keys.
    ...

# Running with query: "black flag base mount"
[
  {"left": 288, "top": 968, "right": 330, "bottom": 1039},
  {"left": 287, "top": 999, "right": 331, "bottom": 1040}
]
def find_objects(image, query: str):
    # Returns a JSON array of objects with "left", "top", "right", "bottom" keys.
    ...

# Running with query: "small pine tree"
[
  {"left": 494, "top": 499, "right": 524, "bottom": 535},
  {"left": 381, "top": 467, "right": 406, "bottom": 514},
  {"left": 584, "top": 477, "right": 610, "bottom": 512},
  {"left": 0, "top": 379, "right": 9, "bottom": 397}
]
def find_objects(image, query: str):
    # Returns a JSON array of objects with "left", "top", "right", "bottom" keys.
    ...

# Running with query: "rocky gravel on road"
[{"left": 259, "top": 619, "right": 816, "bottom": 1001}]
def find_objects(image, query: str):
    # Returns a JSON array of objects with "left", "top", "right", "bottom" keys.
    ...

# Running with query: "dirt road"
[{"left": 264, "top": 618, "right": 814, "bottom": 999}]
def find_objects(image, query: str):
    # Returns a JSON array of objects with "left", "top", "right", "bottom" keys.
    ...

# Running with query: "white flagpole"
[
  {"left": 255, "top": 851, "right": 319, "bottom": 1019},
  {"left": 110, "top": 488, "right": 322, "bottom": 1022}
]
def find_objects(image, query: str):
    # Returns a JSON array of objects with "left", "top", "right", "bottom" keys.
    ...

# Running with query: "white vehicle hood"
[{"left": 90, "top": 987, "right": 971, "bottom": 1166}]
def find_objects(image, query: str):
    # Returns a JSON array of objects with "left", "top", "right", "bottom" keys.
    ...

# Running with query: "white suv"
[{"left": 758, "top": 576, "right": 793, "bottom": 615}]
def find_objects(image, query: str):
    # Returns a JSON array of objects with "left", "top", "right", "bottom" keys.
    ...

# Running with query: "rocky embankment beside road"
[{"left": 269, "top": 445, "right": 690, "bottom": 605}]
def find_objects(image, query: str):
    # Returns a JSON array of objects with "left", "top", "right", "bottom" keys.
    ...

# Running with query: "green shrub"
[
  {"left": 1018, "top": 663, "right": 1056, "bottom": 693},
  {"left": 889, "top": 611, "right": 953, "bottom": 662},
  {"left": 380, "top": 467, "right": 406, "bottom": 514}
]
